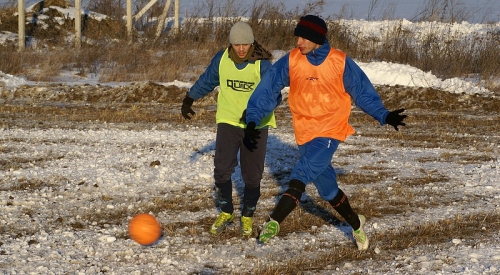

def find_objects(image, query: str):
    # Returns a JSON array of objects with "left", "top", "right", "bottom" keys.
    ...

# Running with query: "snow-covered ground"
[
  {"left": 0, "top": 118, "right": 498, "bottom": 274},
  {"left": 0, "top": 71, "right": 499, "bottom": 274},
  {"left": 2, "top": 55, "right": 500, "bottom": 274},
  {"left": 1, "top": 2, "right": 500, "bottom": 274}
]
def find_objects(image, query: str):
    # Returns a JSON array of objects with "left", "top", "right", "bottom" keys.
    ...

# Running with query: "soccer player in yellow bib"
[{"left": 181, "top": 21, "right": 276, "bottom": 237}]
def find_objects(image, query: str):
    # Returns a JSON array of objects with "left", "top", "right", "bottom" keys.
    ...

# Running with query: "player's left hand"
[
  {"left": 386, "top": 108, "right": 407, "bottom": 131},
  {"left": 243, "top": 122, "right": 261, "bottom": 152}
]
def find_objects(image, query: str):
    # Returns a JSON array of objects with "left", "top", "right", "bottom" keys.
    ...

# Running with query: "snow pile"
[{"left": 0, "top": 72, "right": 27, "bottom": 89}]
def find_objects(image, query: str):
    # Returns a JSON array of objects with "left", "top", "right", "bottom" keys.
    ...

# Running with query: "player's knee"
[
  {"left": 289, "top": 179, "right": 306, "bottom": 192},
  {"left": 284, "top": 179, "right": 306, "bottom": 204},
  {"left": 328, "top": 189, "right": 345, "bottom": 207}
]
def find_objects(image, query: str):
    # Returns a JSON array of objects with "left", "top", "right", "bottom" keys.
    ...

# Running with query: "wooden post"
[
  {"left": 18, "top": 0, "right": 25, "bottom": 51},
  {"left": 75, "top": 0, "right": 81, "bottom": 48},
  {"left": 134, "top": 0, "right": 180, "bottom": 41},
  {"left": 155, "top": 0, "right": 172, "bottom": 40},
  {"left": 127, "top": 0, "right": 132, "bottom": 43},
  {"left": 134, "top": 0, "right": 159, "bottom": 20},
  {"left": 174, "top": 0, "right": 179, "bottom": 31}
]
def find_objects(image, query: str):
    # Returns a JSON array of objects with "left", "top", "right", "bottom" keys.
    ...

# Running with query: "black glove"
[
  {"left": 239, "top": 109, "right": 247, "bottom": 124},
  {"left": 243, "top": 122, "right": 261, "bottom": 152},
  {"left": 181, "top": 94, "right": 195, "bottom": 119},
  {"left": 385, "top": 108, "right": 407, "bottom": 131}
]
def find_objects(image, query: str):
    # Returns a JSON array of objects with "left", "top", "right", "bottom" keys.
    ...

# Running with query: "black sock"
[
  {"left": 215, "top": 180, "right": 233, "bottom": 213},
  {"left": 329, "top": 189, "right": 360, "bottom": 230},
  {"left": 270, "top": 193, "right": 298, "bottom": 223},
  {"left": 242, "top": 185, "right": 260, "bottom": 217},
  {"left": 270, "top": 179, "right": 305, "bottom": 223}
]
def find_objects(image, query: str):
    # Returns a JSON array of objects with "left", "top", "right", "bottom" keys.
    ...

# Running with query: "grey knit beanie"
[{"left": 229, "top": 21, "right": 254, "bottom": 44}]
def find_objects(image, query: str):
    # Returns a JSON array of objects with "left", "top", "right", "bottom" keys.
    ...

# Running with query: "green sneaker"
[
  {"left": 240, "top": 216, "right": 253, "bottom": 237},
  {"left": 352, "top": 214, "right": 369, "bottom": 250},
  {"left": 210, "top": 211, "right": 234, "bottom": 235},
  {"left": 258, "top": 219, "right": 280, "bottom": 244}
]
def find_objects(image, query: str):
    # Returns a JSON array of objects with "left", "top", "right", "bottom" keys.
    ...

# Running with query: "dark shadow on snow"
[{"left": 190, "top": 132, "right": 351, "bottom": 238}]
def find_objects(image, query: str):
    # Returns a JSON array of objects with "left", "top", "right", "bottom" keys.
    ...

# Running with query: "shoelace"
[
  {"left": 263, "top": 222, "right": 277, "bottom": 233},
  {"left": 354, "top": 230, "right": 366, "bottom": 242},
  {"left": 214, "top": 214, "right": 232, "bottom": 227}
]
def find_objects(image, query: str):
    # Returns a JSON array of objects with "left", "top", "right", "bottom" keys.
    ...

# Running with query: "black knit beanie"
[{"left": 294, "top": 15, "right": 327, "bottom": 45}]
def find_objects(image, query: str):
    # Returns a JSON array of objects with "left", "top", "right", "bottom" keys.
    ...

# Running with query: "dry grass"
[
  {"left": 0, "top": 0, "right": 499, "bottom": 93},
  {"left": 0, "top": 84, "right": 498, "bottom": 273},
  {"left": 251, "top": 213, "right": 500, "bottom": 274}
]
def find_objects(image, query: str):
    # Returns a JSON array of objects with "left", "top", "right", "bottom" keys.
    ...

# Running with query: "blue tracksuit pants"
[{"left": 290, "top": 137, "right": 341, "bottom": 201}]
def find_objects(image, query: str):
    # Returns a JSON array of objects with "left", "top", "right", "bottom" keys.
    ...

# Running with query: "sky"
[
  {"left": 182, "top": 0, "right": 500, "bottom": 23},
  {"left": 1, "top": 1, "right": 500, "bottom": 275}
]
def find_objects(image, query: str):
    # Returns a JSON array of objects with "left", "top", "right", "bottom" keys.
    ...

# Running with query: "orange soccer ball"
[{"left": 128, "top": 213, "right": 162, "bottom": 246}]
